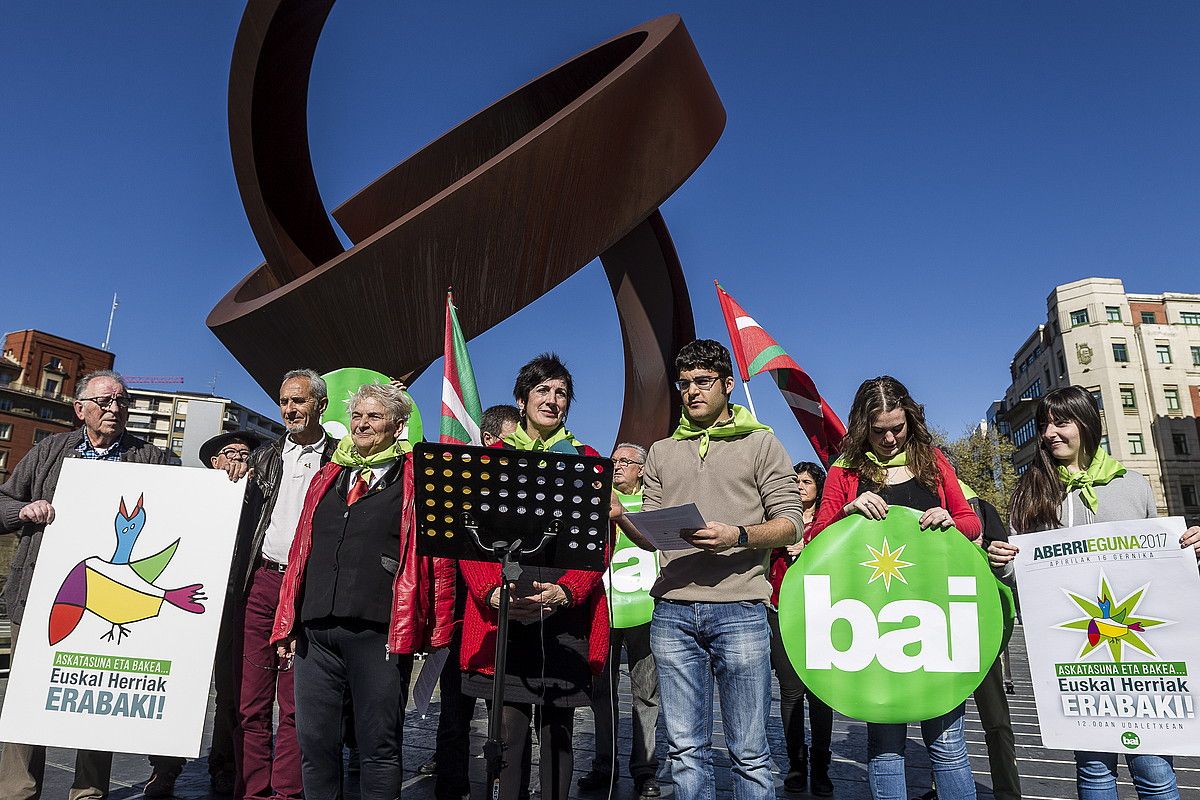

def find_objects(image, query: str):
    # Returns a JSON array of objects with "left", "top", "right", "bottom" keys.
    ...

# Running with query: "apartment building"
[
  {"left": 992, "top": 277, "right": 1200, "bottom": 525},
  {"left": 125, "top": 388, "right": 283, "bottom": 463}
]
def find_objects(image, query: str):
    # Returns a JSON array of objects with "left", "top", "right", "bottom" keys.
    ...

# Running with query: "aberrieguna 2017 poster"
[{"left": 1014, "top": 517, "right": 1200, "bottom": 756}]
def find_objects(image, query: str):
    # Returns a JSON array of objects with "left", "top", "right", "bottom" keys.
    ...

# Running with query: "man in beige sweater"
[{"left": 616, "top": 339, "right": 803, "bottom": 800}]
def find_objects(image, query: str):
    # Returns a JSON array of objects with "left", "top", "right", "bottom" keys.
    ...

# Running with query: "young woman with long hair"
[
  {"left": 807, "top": 376, "right": 981, "bottom": 800},
  {"left": 768, "top": 462, "right": 835, "bottom": 796},
  {"left": 989, "top": 386, "right": 1199, "bottom": 800}
]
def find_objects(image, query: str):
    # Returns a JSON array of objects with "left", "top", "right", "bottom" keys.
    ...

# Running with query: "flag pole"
[
  {"left": 715, "top": 279, "right": 760, "bottom": 418},
  {"left": 741, "top": 379, "right": 758, "bottom": 418}
]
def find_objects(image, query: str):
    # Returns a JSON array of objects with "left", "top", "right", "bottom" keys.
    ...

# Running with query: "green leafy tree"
[{"left": 944, "top": 426, "right": 1019, "bottom": 525}]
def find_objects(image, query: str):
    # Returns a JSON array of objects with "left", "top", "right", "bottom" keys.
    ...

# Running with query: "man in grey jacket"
[
  {"left": 0, "top": 370, "right": 189, "bottom": 800},
  {"left": 617, "top": 340, "right": 803, "bottom": 800}
]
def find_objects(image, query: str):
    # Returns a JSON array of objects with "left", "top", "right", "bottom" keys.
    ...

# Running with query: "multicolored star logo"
[
  {"left": 1055, "top": 571, "right": 1172, "bottom": 662},
  {"left": 860, "top": 538, "right": 914, "bottom": 591}
]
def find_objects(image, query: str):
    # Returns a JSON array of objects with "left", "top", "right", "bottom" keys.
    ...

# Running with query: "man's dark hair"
[
  {"left": 675, "top": 339, "right": 733, "bottom": 380},
  {"left": 513, "top": 353, "right": 574, "bottom": 407},
  {"left": 481, "top": 404, "right": 522, "bottom": 439}
]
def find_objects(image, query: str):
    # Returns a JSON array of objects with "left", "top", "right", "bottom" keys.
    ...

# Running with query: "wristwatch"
[{"left": 736, "top": 525, "right": 749, "bottom": 547}]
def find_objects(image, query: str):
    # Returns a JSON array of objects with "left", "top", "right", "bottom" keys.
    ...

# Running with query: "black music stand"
[{"left": 413, "top": 442, "right": 612, "bottom": 798}]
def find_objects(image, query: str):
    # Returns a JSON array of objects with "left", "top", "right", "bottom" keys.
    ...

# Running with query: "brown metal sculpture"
[{"left": 209, "top": 2, "right": 725, "bottom": 445}]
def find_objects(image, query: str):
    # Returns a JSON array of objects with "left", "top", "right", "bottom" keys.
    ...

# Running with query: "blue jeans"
[
  {"left": 1075, "top": 752, "right": 1179, "bottom": 800},
  {"left": 867, "top": 704, "right": 976, "bottom": 800},
  {"left": 651, "top": 599, "right": 775, "bottom": 800}
]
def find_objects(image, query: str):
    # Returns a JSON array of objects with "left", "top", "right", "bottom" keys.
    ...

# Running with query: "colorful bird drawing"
[
  {"left": 47, "top": 494, "right": 206, "bottom": 645},
  {"left": 1086, "top": 595, "right": 1145, "bottom": 647}
]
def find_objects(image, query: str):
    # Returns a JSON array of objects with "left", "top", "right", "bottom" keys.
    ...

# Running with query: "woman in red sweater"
[
  {"left": 458, "top": 353, "right": 610, "bottom": 800},
  {"left": 806, "top": 376, "right": 980, "bottom": 800}
]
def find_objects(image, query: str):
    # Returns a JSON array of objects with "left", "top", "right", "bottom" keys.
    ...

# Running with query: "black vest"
[{"left": 301, "top": 462, "right": 404, "bottom": 626}]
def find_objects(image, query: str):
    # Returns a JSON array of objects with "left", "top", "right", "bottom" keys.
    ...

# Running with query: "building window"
[
  {"left": 1165, "top": 387, "right": 1181, "bottom": 412},
  {"left": 0, "top": 398, "right": 11, "bottom": 412},
  {"left": 1099, "top": 435, "right": 1110, "bottom": 455},
  {"left": 1021, "top": 379, "right": 1043, "bottom": 400},
  {"left": 1120, "top": 386, "right": 1137, "bottom": 410},
  {"left": 1127, "top": 433, "right": 1145, "bottom": 455},
  {"left": 1112, "top": 342, "right": 1129, "bottom": 363},
  {"left": 1012, "top": 419, "right": 1038, "bottom": 448},
  {"left": 1193, "top": 346, "right": 1200, "bottom": 367},
  {"left": 43, "top": 378, "right": 60, "bottom": 395},
  {"left": 1141, "top": 311, "right": 1158, "bottom": 324},
  {"left": 1089, "top": 389, "right": 1104, "bottom": 411},
  {"left": 33, "top": 429, "right": 53, "bottom": 444},
  {"left": 0, "top": 423, "right": 11, "bottom": 441},
  {"left": 1070, "top": 309, "right": 1090, "bottom": 327},
  {"left": 47, "top": 357, "right": 63, "bottom": 370},
  {"left": 0, "top": 450, "right": 7, "bottom": 472},
  {"left": 1172, "top": 433, "right": 1189, "bottom": 455},
  {"left": 1180, "top": 311, "right": 1200, "bottom": 326},
  {"left": 1183, "top": 484, "right": 1199, "bottom": 507},
  {"left": 1057, "top": 351, "right": 1067, "bottom": 376},
  {"left": 38, "top": 407, "right": 53, "bottom": 420},
  {"left": 172, "top": 437, "right": 184, "bottom": 452},
  {"left": 175, "top": 400, "right": 188, "bottom": 415},
  {"left": 1156, "top": 343, "right": 1172, "bottom": 364},
  {"left": 1106, "top": 306, "right": 1122, "bottom": 322},
  {"left": 173, "top": 419, "right": 186, "bottom": 432}
]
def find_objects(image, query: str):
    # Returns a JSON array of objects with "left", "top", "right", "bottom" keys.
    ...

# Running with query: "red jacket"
[
  {"left": 271, "top": 455, "right": 457, "bottom": 654},
  {"left": 458, "top": 443, "right": 611, "bottom": 676},
  {"left": 805, "top": 448, "right": 981, "bottom": 543}
]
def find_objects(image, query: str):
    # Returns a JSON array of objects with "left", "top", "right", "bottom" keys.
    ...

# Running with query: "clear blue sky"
[{"left": 3, "top": 2, "right": 1197, "bottom": 461}]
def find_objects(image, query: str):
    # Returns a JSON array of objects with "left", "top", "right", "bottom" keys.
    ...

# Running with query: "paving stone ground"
[{"left": 2, "top": 625, "right": 1197, "bottom": 798}]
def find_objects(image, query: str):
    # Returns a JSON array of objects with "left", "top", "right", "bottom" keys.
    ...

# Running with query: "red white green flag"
[
  {"left": 440, "top": 291, "right": 483, "bottom": 446},
  {"left": 715, "top": 281, "right": 846, "bottom": 467}
]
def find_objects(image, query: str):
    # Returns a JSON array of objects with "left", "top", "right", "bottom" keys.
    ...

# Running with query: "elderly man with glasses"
[
  {"left": 579, "top": 442, "right": 662, "bottom": 798},
  {"left": 0, "top": 369, "right": 209, "bottom": 800}
]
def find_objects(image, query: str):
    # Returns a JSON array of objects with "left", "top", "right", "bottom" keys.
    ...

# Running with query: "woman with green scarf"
[
  {"left": 458, "top": 353, "right": 610, "bottom": 800},
  {"left": 807, "top": 375, "right": 981, "bottom": 800},
  {"left": 271, "top": 382, "right": 456, "bottom": 799},
  {"left": 991, "top": 386, "right": 1198, "bottom": 800}
]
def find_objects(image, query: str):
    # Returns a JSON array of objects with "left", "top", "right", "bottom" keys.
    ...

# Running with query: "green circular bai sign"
[
  {"left": 779, "top": 507, "right": 1011, "bottom": 724},
  {"left": 603, "top": 491, "right": 658, "bottom": 629},
  {"left": 320, "top": 367, "right": 424, "bottom": 446}
]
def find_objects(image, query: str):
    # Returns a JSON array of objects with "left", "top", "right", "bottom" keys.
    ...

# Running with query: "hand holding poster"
[
  {"left": 0, "top": 460, "right": 244, "bottom": 757},
  {"left": 1013, "top": 517, "right": 1200, "bottom": 756},
  {"left": 602, "top": 491, "right": 659, "bottom": 628},
  {"left": 778, "top": 507, "right": 1012, "bottom": 723}
]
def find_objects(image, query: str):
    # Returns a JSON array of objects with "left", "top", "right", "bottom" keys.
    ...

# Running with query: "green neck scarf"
[
  {"left": 671, "top": 404, "right": 771, "bottom": 460},
  {"left": 833, "top": 451, "right": 908, "bottom": 469},
  {"left": 616, "top": 489, "right": 643, "bottom": 513},
  {"left": 1057, "top": 448, "right": 1126, "bottom": 513},
  {"left": 503, "top": 424, "right": 583, "bottom": 452},
  {"left": 958, "top": 480, "right": 978, "bottom": 501},
  {"left": 331, "top": 435, "right": 411, "bottom": 481}
]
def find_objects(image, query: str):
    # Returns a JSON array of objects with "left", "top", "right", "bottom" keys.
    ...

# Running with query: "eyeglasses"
[
  {"left": 613, "top": 458, "right": 644, "bottom": 468},
  {"left": 218, "top": 448, "right": 252, "bottom": 461},
  {"left": 674, "top": 375, "right": 721, "bottom": 392},
  {"left": 78, "top": 394, "right": 132, "bottom": 410}
]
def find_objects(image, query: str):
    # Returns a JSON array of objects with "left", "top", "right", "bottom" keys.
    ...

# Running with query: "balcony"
[{"left": 0, "top": 382, "right": 72, "bottom": 404}]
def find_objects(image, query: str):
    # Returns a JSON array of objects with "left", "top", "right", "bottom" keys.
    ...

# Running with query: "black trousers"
[
  {"left": 767, "top": 609, "right": 834, "bottom": 768},
  {"left": 492, "top": 702, "right": 574, "bottom": 800},
  {"left": 294, "top": 621, "right": 413, "bottom": 800},
  {"left": 973, "top": 653, "right": 1021, "bottom": 800}
]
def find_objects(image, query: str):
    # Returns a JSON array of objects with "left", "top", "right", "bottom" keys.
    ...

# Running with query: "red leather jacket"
[{"left": 271, "top": 455, "right": 457, "bottom": 654}]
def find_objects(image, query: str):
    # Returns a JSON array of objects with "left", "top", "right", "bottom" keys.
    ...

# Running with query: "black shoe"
[
  {"left": 810, "top": 754, "right": 834, "bottom": 798},
  {"left": 577, "top": 767, "right": 613, "bottom": 791},
  {"left": 144, "top": 768, "right": 179, "bottom": 799},
  {"left": 636, "top": 776, "right": 661, "bottom": 798},
  {"left": 210, "top": 770, "right": 235, "bottom": 796},
  {"left": 912, "top": 790, "right": 937, "bottom": 800},
  {"left": 783, "top": 768, "right": 807, "bottom": 795},
  {"left": 418, "top": 757, "right": 438, "bottom": 776}
]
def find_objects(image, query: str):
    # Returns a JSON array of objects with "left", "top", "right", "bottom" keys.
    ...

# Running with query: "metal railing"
[{"left": 0, "top": 381, "right": 73, "bottom": 404}]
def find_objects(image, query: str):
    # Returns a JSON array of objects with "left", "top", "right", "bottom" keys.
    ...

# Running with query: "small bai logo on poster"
[
  {"left": 779, "top": 508, "right": 1008, "bottom": 724},
  {"left": 1121, "top": 731, "right": 1142, "bottom": 750}
]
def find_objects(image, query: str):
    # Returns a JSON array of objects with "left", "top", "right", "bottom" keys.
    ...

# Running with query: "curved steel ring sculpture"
[{"left": 208, "top": 2, "right": 725, "bottom": 445}]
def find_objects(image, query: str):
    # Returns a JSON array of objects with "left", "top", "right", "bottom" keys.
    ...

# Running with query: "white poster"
[
  {"left": 0, "top": 459, "right": 244, "bottom": 757},
  {"left": 1014, "top": 517, "right": 1200, "bottom": 756}
]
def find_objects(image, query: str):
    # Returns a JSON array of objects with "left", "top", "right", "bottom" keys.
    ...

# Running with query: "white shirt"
[{"left": 260, "top": 436, "right": 327, "bottom": 564}]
